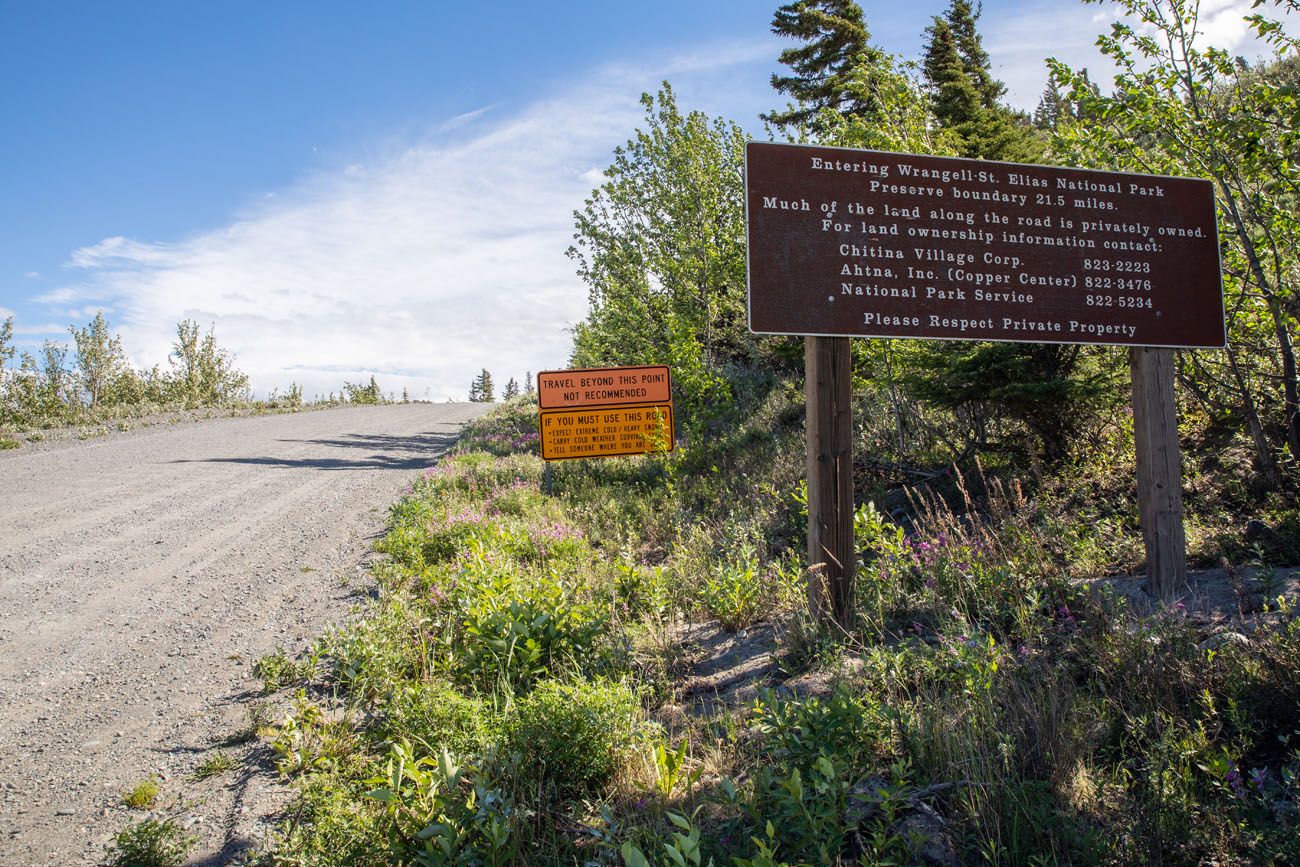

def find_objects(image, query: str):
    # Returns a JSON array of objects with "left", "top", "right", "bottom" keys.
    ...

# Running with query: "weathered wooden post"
[
  {"left": 805, "top": 336, "right": 855, "bottom": 627},
  {"left": 1130, "top": 347, "right": 1187, "bottom": 598}
]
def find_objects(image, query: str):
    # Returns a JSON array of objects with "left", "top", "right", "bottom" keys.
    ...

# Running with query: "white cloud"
[
  {"left": 438, "top": 105, "right": 495, "bottom": 132},
  {"left": 13, "top": 323, "right": 67, "bottom": 336},
  {"left": 985, "top": 0, "right": 1297, "bottom": 112},
  {"left": 42, "top": 41, "right": 773, "bottom": 401}
]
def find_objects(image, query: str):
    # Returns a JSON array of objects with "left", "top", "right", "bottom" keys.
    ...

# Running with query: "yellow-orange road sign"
[
  {"left": 537, "top": 365, "right": 672, "bottom": 410},
  {"left": 539, "top": 404, "right": 674, "bottom": 461}
]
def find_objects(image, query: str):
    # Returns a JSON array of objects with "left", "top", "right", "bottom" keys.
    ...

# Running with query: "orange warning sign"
[
  {"left": 539, "top": 404, "right": 674, "bottom": 461},
  {"left": 537, "top": 365, "right": 672, "bottom": 410}
]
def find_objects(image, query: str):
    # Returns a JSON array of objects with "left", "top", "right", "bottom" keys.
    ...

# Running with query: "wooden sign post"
[
  {"left": 1130, "top": 347, "right": 1187, "bottom": 597},
  {"left": 746, "top": 142, "right": 1224, "bottom": 611},
  {"left": 805, "top": 336, "right": 855, "bottom": 626}
]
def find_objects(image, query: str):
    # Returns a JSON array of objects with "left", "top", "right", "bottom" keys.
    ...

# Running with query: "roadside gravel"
[{"left": 0, "top": 402, "right": 490, "bottom": 865}]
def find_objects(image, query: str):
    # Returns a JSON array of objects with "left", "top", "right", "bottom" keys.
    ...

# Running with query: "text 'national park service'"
[{"left": 745, "top": 142, "right": 1225, "bottom": 348}]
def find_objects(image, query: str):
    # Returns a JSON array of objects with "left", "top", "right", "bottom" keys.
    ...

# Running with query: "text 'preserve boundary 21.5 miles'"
[{"left": 745, "top": 141, "right": 1226, "bottom": 349}]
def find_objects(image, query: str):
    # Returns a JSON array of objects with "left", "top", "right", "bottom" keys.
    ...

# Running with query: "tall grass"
[{"left": 243, "top": 399, "right": 1300, "bottom": 866}]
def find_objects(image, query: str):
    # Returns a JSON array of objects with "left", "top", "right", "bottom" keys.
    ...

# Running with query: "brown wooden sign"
[
  {"left": 746, "top": 142, "right": 1225, "bottom": 349},
  {"left": 537, "top": 365, "right": 672, "bottom": 410}
]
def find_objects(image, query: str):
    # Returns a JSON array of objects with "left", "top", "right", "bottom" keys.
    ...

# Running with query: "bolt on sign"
[
  {"left": 746, "top": 141, "right": 1225, "bottom": 349},
  {"left": 536, "top": 365, "right": 674, "bottom": 461}
]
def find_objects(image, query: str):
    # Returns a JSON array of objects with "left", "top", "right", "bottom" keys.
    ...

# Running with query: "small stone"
[
  {"left": 1198, "top": 631, "right": 1250, "bottom": 651},
  {"left": 55, "top": 807, "right": 76, "bottom": 816}
]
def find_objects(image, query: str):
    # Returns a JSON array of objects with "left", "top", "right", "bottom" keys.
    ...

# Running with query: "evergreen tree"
[
  {"left": 469, "top": 369, "right": 495, "bottom": 402},
  {"left": 922, "top": 2, "right": 1042, "bottom": 162},
  {"left": 1033, "top": 76, "right": 1065, "bottom": 130},
  {"left": 503, "top": 377, "right": 519, "bottom": 400},
  {"left": 945, "top": 0, "right": 1003, "bottom": 107},
  {"left": 524, "top": 372, "right": 534, "bottom": 396},
  {"left": 923, "top": 20, "right": 982, "bottom": 137},
  {"left": 763, "top": 0, "right": 882, "bottom": 132}
]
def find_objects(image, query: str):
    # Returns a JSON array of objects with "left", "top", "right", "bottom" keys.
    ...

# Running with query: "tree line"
[
  {"left": 568, "top": 0, "right": 1300, "bottom": 489},
  {"left": 468, "top": 369, "right": 534, "bottom": 402},
  {"left": 0, "top": 311, "right": 408, "bottom": 431},
  {"left": 0, "top": 312, "right": 252, "bottom": 429}
]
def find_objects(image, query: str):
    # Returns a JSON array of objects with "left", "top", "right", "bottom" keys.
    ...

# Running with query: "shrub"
[
  {"left": 121, "top": 778, "right": 159, "bottom": 810},
  {"left": 381, "top": 681, "right": 494, "bottom": 759},
  {"left": 106, "top": 818, "right": 195, "bottom": 867},
  {"left": 454, "top": 565, "right": 611, "bottom": 692},
  {"left": 698, "top": 557, "right": 764, "bottom": 632},
  {"left": 502, "top": 679, "right": 639, "bottom": 800}
]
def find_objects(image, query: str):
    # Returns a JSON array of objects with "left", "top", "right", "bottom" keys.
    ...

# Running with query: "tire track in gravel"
[{"left": 0, "top": 402, "right": 491, "bottom": 865}]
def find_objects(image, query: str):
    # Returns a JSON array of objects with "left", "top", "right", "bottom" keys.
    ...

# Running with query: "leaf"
[
  {"left": 621, "top": 841, "right": 652, "bottom": 867},
  {"left": 667, "top": 811, "right": 692, "bottom": 831},
  {"left": 363, "top": 787, "right": 395, "bottom": 803}
]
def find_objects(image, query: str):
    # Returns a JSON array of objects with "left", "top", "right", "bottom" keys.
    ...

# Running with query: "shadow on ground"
[{"left": 174, "top": 430, "right": 460, "bottom": 471}]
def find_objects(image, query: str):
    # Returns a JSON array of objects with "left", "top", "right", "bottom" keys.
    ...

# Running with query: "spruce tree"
[
  {"left": 945, "top": 0, "right": 1003, "bottom": 107},
  {"left": 763, "top": 0, "right": 881, "bottom": 132},
  {"left": 469, "top": 369, "right": 495, "bottom": 402},
  {"left": 922, "top": 2, "right": 1042, "bottom": 162},
  {"left": 912, "top": 2, "right": 1105, "bottom": 466},
  {"left": 524, "top": 372, "right": 534, "bottom": 396},
  {"left": 503, "top": 377, "right": 519, "bottom": 400},
  {"left": 1033, "top": 78, "right": 1065, "bottom": 130},
  {"left": 923, "top": 20, "right": 982, "bottom": 136}
]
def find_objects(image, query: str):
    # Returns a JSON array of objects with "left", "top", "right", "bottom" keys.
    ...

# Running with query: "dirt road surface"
[{"left": 0, "top": 403, "right": 491, "bottom": 865}]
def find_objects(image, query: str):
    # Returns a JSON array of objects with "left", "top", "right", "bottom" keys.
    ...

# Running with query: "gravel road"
[{"left": 0, "top": 402, "right": 491, "bottom": 865}]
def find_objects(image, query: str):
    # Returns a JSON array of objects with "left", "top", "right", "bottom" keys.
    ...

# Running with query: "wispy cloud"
[
  {"left": 14, "top": 323, "right": 67, "bottom": 336},
  {"left": 438, "top": 105, "right": 494, "bottom": 132},
  {"left": 42, "top": 40, "right": 774, "bottom": 401},
  {"left": 0, "top": 307, "right": 67, "bottom": 339}
]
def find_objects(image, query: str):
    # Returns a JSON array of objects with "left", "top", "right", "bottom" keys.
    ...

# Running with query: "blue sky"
[{"left": 0, "top": 1, "right": 1285, "bottom": 399}]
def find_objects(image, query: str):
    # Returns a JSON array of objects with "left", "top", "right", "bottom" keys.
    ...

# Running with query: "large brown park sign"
[
  {"left": 745, "top": 142, "right": 1225, "bottom": 622},
  {"left": 746, "top": 142, "right": 1225, "bottom": 349}
]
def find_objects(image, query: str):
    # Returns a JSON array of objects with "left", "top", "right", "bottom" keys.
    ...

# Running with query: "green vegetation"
[
  {"left": 121, "top": 778, "right": 160, "bottom": 810},
  {"left": 106, "top": 817, "right": 195, "bottom": 867},
  {"left": 189, "top": 751, "right": 236, "bottom": 782},
  {"left": 0, "top": 311, "right": 399, "bottom": 441},
  {"left": 118, "top": 0, "right": 1300, "bottom": 863},
  {"left": 469, "top": 368, "right": 496, "bottom": 402},
  {"left": 255, "top": 399, "right": 1299, "bottom": 865}
]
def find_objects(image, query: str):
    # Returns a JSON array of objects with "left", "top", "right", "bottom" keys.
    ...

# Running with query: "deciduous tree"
[
  {"left": 569, "top": 84, "right": 750, "bottom": 427},
  {"left": 1049, "top": 0, "right": 1300, "bottom": 478}
]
